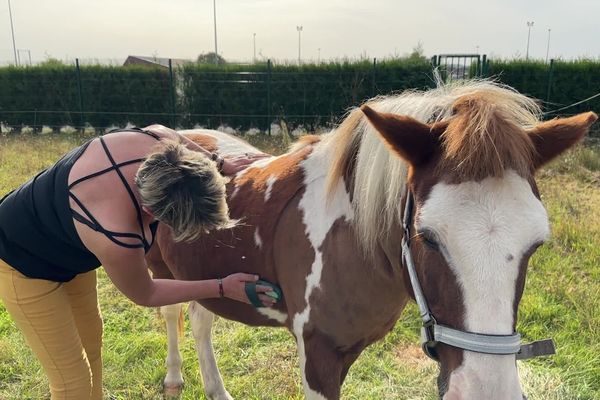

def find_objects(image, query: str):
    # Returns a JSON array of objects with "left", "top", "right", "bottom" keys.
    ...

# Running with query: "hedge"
[{"left": 0, "top": 58, "right": 598, "bottom": 133}]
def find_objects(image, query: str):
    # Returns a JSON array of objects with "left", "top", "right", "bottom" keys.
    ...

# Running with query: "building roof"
[{"left": 123, "top": 56, "right": 190, "bottom": 68}]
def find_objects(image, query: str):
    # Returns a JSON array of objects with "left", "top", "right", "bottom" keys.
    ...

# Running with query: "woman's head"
[{"left": 135, "top": 140, "right": 233, "bottom": 242}]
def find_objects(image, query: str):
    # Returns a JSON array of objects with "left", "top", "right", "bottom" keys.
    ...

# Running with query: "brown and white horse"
[{"left": 147, "top": 80, "right": 597, "bottom": 399}]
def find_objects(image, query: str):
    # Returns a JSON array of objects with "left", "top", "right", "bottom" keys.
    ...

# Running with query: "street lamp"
[
  {"left": 17, "top": 49, "right": 31, "bottom": 66},
  {"left": 213, "top": 0, "right": 218, "bottom": 64},
  {"left": 526, "top": 21, "right": 534, "bottom": 60},
  {"left": 296, "top": 26, "right": 303, "bottom": 65},
  {"left": 545, "top": 28, "right": 551, "bottom": 64},
  {"left": 253, "top": 33, "right": 256, "bottom": 63},
  {"left": 318, "top": 47, "right": 321, "bottom": 64},
  {"left": 8, "top": 0, "right": 18, "bottom": 65}
]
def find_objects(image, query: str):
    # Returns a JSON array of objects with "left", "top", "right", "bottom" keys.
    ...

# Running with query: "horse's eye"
[{"left": 418, "top": 231, "right": 439, "bottom": 251}]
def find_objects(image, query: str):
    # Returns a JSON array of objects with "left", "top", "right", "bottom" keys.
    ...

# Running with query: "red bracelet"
[{"left": 217, "top": 278, "right": 224, "bottom": 298}]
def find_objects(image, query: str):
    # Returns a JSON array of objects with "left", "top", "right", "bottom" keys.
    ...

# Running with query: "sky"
[{"left": 1, "top": 0, "right": 599, "bottom": 65}]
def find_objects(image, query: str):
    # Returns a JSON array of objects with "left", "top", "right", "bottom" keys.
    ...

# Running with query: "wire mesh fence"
[{"left": 0, "top": 57, "right": 599, "bottom": 136}]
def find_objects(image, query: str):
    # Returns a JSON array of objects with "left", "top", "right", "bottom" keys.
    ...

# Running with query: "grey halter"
[{"left": 401, "top": 190, "right": 556, "bottom": 361}]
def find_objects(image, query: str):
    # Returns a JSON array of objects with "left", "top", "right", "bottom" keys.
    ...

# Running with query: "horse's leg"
[
  {"left": 188, "top": 301, "right": 233, "bottom": 400},
  {"left": 339, "top": 351, "right": 362, "bottom": 385},
  {"left": 147, "top": 245, "right": 185, "bottom": 397},
  {"left": 297, "top": 329, "right": 345, "bottom": 400},
  {"left": 161, "top": 303, "right": 185, "bottom": 397}
]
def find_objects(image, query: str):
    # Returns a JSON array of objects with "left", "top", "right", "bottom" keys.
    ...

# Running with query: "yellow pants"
[{"left": 0, "top": 259, "right": 103, "bottom": 400}]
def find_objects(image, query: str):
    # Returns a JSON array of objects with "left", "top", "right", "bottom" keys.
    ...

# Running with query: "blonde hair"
[{"left": 135, "top": 140, "right": 234, "bottom": 242}]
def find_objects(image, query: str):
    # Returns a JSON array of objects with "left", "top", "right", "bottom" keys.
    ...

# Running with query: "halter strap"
[{"left": 401, "top": 190, "right": 555, "bottom": 361}]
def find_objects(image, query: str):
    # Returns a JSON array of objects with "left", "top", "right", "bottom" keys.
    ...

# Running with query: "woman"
[{"left": 0, "top": 124, "right": 274, "bottom": 399}]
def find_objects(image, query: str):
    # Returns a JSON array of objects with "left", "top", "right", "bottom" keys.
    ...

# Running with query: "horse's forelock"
[{"left": 322, "top": 80, "right": 543, "bottom": 255}]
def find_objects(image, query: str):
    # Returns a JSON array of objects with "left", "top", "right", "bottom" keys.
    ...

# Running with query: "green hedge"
[
  {"left": 179, "top": 58, "right": 433, "bottom": 129},
  {"left": 0, "top": 59, "right": 598, "bottom": 132},
  {"left": 486, "top": 60, "right": 600, "bottom": 117},
  {"left": 0, "top": 65, "right": 171, "bottom": 129}
]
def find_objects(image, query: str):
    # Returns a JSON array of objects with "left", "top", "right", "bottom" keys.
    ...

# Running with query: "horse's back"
[{"left": 179, "top": 128, "right": 265, "bottom": 157}]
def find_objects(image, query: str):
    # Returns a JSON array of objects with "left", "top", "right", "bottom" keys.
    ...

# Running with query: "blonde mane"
[{"left": 323, "top": 79, "right": 542, "bottom": 254}]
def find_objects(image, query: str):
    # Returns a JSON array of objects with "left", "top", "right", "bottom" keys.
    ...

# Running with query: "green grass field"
[{"left": 0, "top": 133, "right": 598, "bottom": 400}]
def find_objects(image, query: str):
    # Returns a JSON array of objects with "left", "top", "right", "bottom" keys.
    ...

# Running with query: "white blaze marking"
[
  {"left": 292, "top": 146, "right": 354, "bottom": 399},
  {"left": 265, "top": 175, "right": 277, "bottom": 202},
  {"left": 257, "top": 308, "right": 288, "bottom": 324},
  {"left": 254, "top": 228, "right": 263, "bottom": 249},
  {"left": 419, "top": 171, "right": 549, "bottom": 399}
]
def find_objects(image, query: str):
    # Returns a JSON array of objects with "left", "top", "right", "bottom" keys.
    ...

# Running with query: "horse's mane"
[{"left": 323, "top": 79, "right": 542, "bottom": 254}]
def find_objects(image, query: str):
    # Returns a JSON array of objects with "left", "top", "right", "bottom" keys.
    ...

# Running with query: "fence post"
[
  {"left": 267, "top": 59, "right": 272, "bottom": 135},
  {"left": 75, "top": 58, "right": 84, "bottom": 129},
  {"left": 168, "top": 59, "right": 176, "bottom": 127},
  {"left": 481, "top": 54, "right": 488, "bottom": 77},
  {"left": 371, "top": 58, "right": 377, "bottom": 97},
  {"left": 546, "top": 59, "right": 555, "bottom": 103}
]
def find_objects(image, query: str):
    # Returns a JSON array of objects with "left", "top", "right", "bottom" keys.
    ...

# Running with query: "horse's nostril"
[{"left": 522, "top": 395, "right": 528, "bottom": 400}]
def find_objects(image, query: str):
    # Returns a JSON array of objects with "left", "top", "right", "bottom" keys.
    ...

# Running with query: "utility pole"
[
  {"left": 213, "top": 0, "right": 218, "bottom": 64},
  {"left": 545, "top": 28, "right": 551, "bottom": 63},
  {"left": 253, "top": 33, "right": 256, "bottom": 63},
  {"left": 318, "top": 47, "right": 321, "bottom": 64},
  {"left": 526, "top": 21, "right": 534, "bottom": 60},
  {"left": 296, "top": 26, "right": 303, "bottom": 65},
  {"left": 8, "top": 0, "right": 18, "bottom": 65}
]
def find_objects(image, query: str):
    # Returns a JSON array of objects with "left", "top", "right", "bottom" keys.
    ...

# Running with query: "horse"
[{"left": 146, "top": 80, "right": 597, "bottom": 399}]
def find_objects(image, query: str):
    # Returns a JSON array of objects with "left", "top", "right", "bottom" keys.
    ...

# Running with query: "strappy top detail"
[
  {"left": 0, "top": 126, "right": 164, "bottom": 282},
  {"left": 68, "top": 128, "right": 161, "bottom": 251}
]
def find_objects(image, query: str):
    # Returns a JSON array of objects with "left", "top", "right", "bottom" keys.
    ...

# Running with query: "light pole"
[
  {"left": 213, "top": 0, "right": 218, "bottom": 64},
  {"left": 318, "top": 47, "right": 321, "bottom": 64},
  {"left": 296, "top": 26, "right": 303, "bottom": 65},
  {"left": 8, "top": 0, "right": 18, "bottom": 65},
  {"left": 526, "top": 21, "right": 534, "bottom": 60},
  {"left": 17, "top": 49, "right": 31, "bottom": 66},
  {"left": 545, "top": 28, "right": 551, "bottom": 64},
  {"left": 253, "top": 33, "right": 256, "bottom": 63}
]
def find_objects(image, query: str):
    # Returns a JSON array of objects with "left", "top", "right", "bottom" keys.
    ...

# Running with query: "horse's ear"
[
  {"left": 527, "top": 112, "right": 598, "bottom": 169},
  {"left": 361, "top": 105, "right": 447, "bottom": 166}
]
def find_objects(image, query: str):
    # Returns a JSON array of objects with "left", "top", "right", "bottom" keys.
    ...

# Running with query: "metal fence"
[{"left": 1, "top": 56, "right": 599, "bottom": 136}]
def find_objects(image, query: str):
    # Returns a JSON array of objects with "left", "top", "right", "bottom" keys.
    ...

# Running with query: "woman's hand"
[
  {"left": 220, "top": 153, "right": 271, "bottom": 175},
  {"left": 221, "top": 273, "right": 276, "bottom": 306}
]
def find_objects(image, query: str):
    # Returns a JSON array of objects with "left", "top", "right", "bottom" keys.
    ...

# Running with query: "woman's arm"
[{"left": 97, "top": 246, "right": 274, "bottom": 307}]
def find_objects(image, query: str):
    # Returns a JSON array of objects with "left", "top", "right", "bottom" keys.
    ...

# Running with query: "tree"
[
  {"left": 408, "top": 41, "right": 427, "bottom": 62},
  {"left": 197, "top": 52, "right": 227, "bottom": 65}
]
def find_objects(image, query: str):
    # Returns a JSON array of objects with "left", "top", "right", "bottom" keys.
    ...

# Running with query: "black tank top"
[{"left": 0, "top": 129, "right": 160, "bottom": 282}]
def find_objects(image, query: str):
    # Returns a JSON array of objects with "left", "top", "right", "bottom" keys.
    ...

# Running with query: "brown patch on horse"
[
  {"left": 182, "top": 132, "right": 219, "bottom": 152},
  {"left": 439, "top": 93, "right": 535, "bottom": 182},
  {"left": 298, "top": 216, "right": 410, "bottom": 395},
  {"left": 235, "top": 144, "right": 314, "bottom": 192},
  {"left": 289, "top": 134, "right": 322, "bottom": 153}
]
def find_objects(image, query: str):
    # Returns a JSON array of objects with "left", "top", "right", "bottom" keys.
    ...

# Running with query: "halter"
[{"left": 401, "top": 190, "right": 556, "bottom": 361}]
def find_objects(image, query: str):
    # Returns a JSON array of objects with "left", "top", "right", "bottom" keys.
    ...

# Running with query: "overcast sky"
[{"left": 1, "top": 0, "right": 599, "bottom": 65}]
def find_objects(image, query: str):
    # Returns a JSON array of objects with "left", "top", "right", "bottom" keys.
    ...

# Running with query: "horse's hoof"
[{"left": 164, "top": 383, "right": 184, "bottom": 398}]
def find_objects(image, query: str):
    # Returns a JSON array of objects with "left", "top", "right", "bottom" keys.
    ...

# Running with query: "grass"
[{"left": 0, "top": 133, "right": 598, "bottom": 399}]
